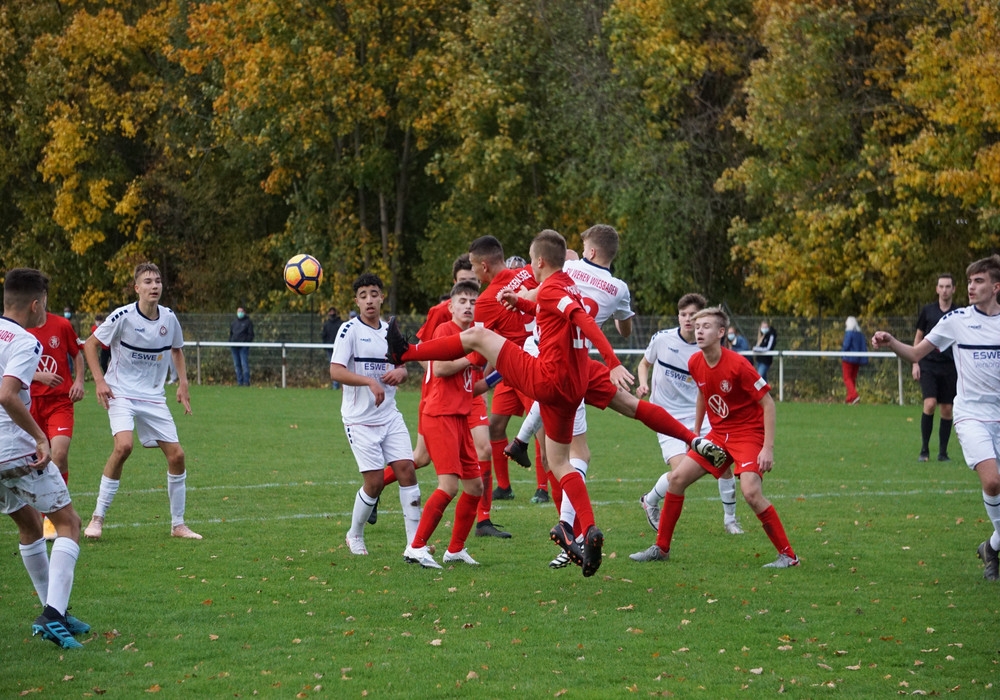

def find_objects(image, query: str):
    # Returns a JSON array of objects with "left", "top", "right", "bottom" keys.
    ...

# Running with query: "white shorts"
[
  {"left": 0, "top": 460, "right": 72, "bottom": 515},
  {"left": 573, "top": 401, "right": 587, "bottom": 437},
  {"left": 109, "top": 397, "right": 179, "bottom": 447},
  {"left": 657, "top": 424, "right": 705, "bottom": 463},
  {"left": 954, "top": 419, "right": 1000, "bottom": 470},
  {"left": 345, "top": 412, "right": 413, "bottom": 472}
]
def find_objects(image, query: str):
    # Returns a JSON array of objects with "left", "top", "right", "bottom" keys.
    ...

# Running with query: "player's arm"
[
  {"left": 911, "top": 328, "right": 925, "bottom": 380},
  {"left": 693, "top": 389, "right": 706, "bottom": 436},
  {"left": 0, "top": 375, "right": 50, "bottom": 467},
  {"left": 381, "top": 365, "right": 408, "bottom": 387},
  {"left": 635, "top": 356, "right": 652, "bottom": 399},
  {"left": 83, "top": 334, "right": 113, "bottom": 409},
  {"left": 32, "top": 370, "right": 62, "bottom": 388},
  {"left": 69, "top": 341, "right": 85, "bottom": 402},
  {"left": 758, "top": 392, "right": 776, "bottom": 473},
  {"left": 171, "top": 347, "right": 191, "bottom": 414},
  {"left": 614, "top": 316, "right": 633, "bottom": 338},
  {"left": 330, "top": 362, "right": 387, "bottom": 406},
  {"left": 871, "top": 331, "right": 937, "bottom": 365},
  {"left": 569, "top": 306, "right": 634, "bottom": 389}
]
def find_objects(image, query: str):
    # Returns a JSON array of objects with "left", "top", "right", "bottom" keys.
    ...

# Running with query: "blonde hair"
[
  {"left": 845, "top": 316, "right": 860, "bottom": 332},
  {"left": 692, "top": 306, "right": 729, "bottom": 328}
]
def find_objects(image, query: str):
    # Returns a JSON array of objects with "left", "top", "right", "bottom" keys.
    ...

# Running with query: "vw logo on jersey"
[
  {"left": 47, "top": 335, "right": 60, "bottom": 349},
  {"left": 719, "top": 379, "right": 732, "bottom": 393},
  {"left": 708, "top": 394, "right": 729, "bottom": 418},
  {"left": 38, "top": 355, "right": 59, "bottom": 373}
]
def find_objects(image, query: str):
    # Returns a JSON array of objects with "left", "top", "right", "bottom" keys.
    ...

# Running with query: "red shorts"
[
  {"left": 689, "top": 430, "right": 765, "bottom": 479},
  {"left": 467, "top": 395, "right": 488, "bottom": 429},
  {"left": 491, "top": 381, "right": 530, "bottom": 417},
  {"left": 495, "top": 342, "right": 617, "bottom": 444},
  {"left": 423, "top": 414, "right": 480, "bottom": 480},
  {"left": 30, "top": 396, "right": 75, "bottom": 440}
]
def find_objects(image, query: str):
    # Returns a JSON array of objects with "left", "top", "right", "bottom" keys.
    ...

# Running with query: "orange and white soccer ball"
[{"left": 283, "top": 254, "right": 323, "bottom": 295}]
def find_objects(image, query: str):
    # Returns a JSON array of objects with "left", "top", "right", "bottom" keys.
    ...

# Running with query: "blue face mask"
[
  {"left": 237, "top": 311, "right": 245, "bottom": 319},
  {"left": 63, "top": 312, "right": 72, "bottom": 319},
  {"left": 727, "top": 333, "right": 736, "bottom": 342}
]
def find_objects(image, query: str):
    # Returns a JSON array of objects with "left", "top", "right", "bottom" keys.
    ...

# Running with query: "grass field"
[{"left": 1, "top": 386, "right": 998, "bottom": 698}]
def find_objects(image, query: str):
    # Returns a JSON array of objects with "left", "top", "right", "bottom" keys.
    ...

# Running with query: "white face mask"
[
  {"left": 760, "top": 325, "right": 769, "bottom": 334},
  {"left": 727, "top": 333, "right": 736, "bottom": 342}
]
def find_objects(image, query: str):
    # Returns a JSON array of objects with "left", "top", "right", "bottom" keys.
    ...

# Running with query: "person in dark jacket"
[
  {"left": 321, "top": 308, "right": 343, "bottom": 388},
  {"left": 752, "top": 320, "right": 777, "bottom": 382},
  {"left": 229, "top": 307, "right": 254, "bottom": 386},
  {"left": 841, "top": 316, "right": 868, "bottom": 404}
]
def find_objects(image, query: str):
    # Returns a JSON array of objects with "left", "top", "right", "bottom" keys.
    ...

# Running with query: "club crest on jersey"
[
  {"left": 719, "top": 379, "right": 732, "bottom": 393},
  {"left": 48, "top": 336, "right": 60, "bottom": 349},
  {"left": 159, "top": 325, "right": 168, "bottom": 336}
]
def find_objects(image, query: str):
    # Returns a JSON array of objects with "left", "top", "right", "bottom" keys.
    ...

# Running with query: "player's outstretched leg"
[{"left": 549, "top": 521, "right": 584, "bottom": 567}]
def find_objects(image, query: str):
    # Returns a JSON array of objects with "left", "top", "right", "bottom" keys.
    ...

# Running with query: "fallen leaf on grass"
[
  {"left": 429, "top": 639, "right": 442, "bottom": 646},
  {"left": 466, "top": 671, "right": 479, "bottom": 680},
  {"left": 146, "top": 685, "right": 161, "bottom": 693},
  {"left": 750, "top": 668, "right": 763, "bottom": 675}
]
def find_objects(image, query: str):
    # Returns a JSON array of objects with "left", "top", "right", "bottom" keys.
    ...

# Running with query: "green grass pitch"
[{"left": 1, "top": 386, "right": 997, "bottom": 697}]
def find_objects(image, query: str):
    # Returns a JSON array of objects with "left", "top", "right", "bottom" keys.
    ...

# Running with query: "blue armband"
[{"left": 485, "top": 370, "right": 503, "bottom": 388}]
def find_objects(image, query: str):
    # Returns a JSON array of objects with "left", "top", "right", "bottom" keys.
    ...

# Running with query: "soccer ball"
[{"left": 284, "top": 254, "right": 323, "bottom": 295}]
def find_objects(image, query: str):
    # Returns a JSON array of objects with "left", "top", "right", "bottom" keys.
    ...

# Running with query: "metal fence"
[{"left": 135, "top": 313, "right": 922, "bottom": 404}]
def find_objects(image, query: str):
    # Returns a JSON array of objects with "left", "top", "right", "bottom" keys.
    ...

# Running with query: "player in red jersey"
[
  {"left": 28, "top": 312, "right": 85, "bottom": 540},
  {"left": 467, "top": 236, "right": 537, "bottom": 535},
  {"left": 385, "top": 230, "right": 726, "bottom": 577},
  {"left": 403, "top": 281, "right": 486, "bottom": 568},
  {"left": 630, "top": 307, "right": 798, "bottom": 568}
]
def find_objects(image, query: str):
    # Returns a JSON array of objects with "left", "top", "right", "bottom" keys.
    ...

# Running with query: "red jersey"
[
  {"left": 688, "top": 348, "right": 769, "bottom": 437},
  {"left": 475, "top": 265, "right": 537, "bottom": 346},
  {"left": 531, "top": 270, "right": 595, "bottom": 402},
  {"left": 417, "top": 299, "right": 451, "bottom": 343},
  {"left": 28, "top": 313, "right": 80, "bottom": 399},
  {"left": 422, "top": 321, "right": 475, "bottom": 417}
]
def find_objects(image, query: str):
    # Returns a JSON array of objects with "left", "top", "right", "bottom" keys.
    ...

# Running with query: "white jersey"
[
  {"left": 925, "top": 305, "right": 1000, "bottom": 423},
  {"left": 0, "top": 317, "right": 43, "bottom": 465},
  {"left": 644, "top": 327, "right": 699, "bottom": 429},
  {"left": 331, "top": 317, "right": 400, "bottom": 425},
  {"left": 563, "top": 258, "right": 634, "bottom": 327},
  {"left": 95, "top": 303, "right": 184, "bottom": 402}
]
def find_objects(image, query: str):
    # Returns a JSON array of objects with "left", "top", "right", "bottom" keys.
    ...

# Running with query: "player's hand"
[
  {"left": 381, "top": 367, "right": 407, "bottom": 387},
  {"left": 609, "top": 364, "right": 634, "bottom": 391},
  {"left": 500, "top": 290, "right": 519, "bottom": 311},
  {"left": 757, "top": 445, "right": 774, "bottom": 474},
  {"left": 635, "top": 383, "right": 649, "bottom": 399},
  {"left": 870, "top": 331, "right": 893, "bottom": 349},
  {"left": 176, "top": 383, "right": 192, "bottom": 414},
  {"left": 31, "top": 438, "right": 51, "bottom": 468},
  {"left": 69, "top": 380, "right": 85, "bottom": 402},
  {"left": 369, "top": 378, "right": 386, "bottom": 407},
  {"left": 35, "top": 372, "right": 62, "bottom": 388},
  {"left": 911, "top": 363, "right": 920, "bottom": 381},
  {"left": 95, "top": 379, "right": 114, "bottom": 410}
]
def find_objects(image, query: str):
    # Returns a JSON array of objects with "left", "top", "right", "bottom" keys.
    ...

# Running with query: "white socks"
[
  {"left": 646, "top": 472, "right": 671, "bottom": 508},
  {"left": 19, "top": 537, "right": 48, "bottom": 603},
  {"left": 46, "top": 538, "right": 79, "bottom": 617},
  {"left": 983, "top": 491, "right": 1000, "bottom": 551},
  {"left": 167, "top": 472, "right": 187, "bottom": 527},
  {"left": 94, "top": 475, "right": 120, "bottom": 517},
  {"left": 559, "top": 459, "right": 589, "bottom": 525},
  {"left": 517, "top": 401, "right": 543, "bottom": 443},
  {"left": 398, "top": 484, "right": 422, "bottom": 544},
  {"left": 719, "top": 477, "right": 737, "bottom": 521},
  {"left": 350, "top": 488, "right": 378, "bottom": 538}
]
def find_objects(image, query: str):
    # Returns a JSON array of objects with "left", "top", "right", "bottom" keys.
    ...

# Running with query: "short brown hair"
[
  {"left": 452, "top": 253, "right": 472, "bottom": 279},
  {"left": 3, "top": 268, "right": 48, "bottom": 309},
  {"left": 133, "top": 262, "right": 160, "bottom": 283},
  {"left": 531, "top": 229, "right": 566, "bottom": 269},
  {"left": 966, "top": 255, "right": 1000, "bottom": 284},
  {"left": 581, "top": 224, "right": 620, "bottom": 260},
  {"left": 677, "top": 293, "right": 707, "bottom": 312},
  {"left": 692, "top": 306, "right": 729, "bottom": 328},
  {"left": 468, "top": 236, "right": 505, "bottom": 266},
  {"left": 450, "top": 280, "right": 480, "bottom": 298}
]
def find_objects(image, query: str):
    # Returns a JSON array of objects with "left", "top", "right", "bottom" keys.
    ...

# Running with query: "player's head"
[
  {"left": 676, "top": 292, "right": 707, "bottom": 338},
  {"left": 133, "top": 262, "right": 162, "bottom": 304},
  {"left": 468, "top": 236, "right": 505, "bottom": 284},
  {"left": 449, "top": 279, "right": 479, "bottom": 327},
  {"left": 505, "top": 255, "right": 526, "bottom": 269},
  {"left": 935, "top": 273, "right": 955, "bottom": 302},
  {"left": 529, "top": 229, "right": 566, "bottom": 276},
  {"left": 3, "top": 268, "right": 49, "bottom": 328},
  {"left": 581, "top": 224, "right": 620, "bottom": 263},
  {"left": 692, "top": 306, "right": 729, "bottom": 349},
  {"left": 845, "top": 316, "right": 860, "bottom": 332},
  {"left": 452, "top": 253, "right": 478, "bottom": 286},
  {"left": 352, "top": 272, "right": 385, "bottom": 322},
  {"left": 965, "top": 255, "right": 1000, "bottom": 306}
]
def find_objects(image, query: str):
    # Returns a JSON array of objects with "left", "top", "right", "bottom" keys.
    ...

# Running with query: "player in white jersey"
[
  {"left": 504, "top": 225, "right": 636, "bottom": 568},
  {"left": 82, "top": 263, "right": 201, "bottom": 541},
  {"left": 873, "top": 254, "right": 1000, "bottom": 581},
  {"left": 636, "top": 294, "right": 742, "bottom": 535},
  {"left": 330, "top": 273, "right": 421, "bottom": 558},
  {"left": 0, "top": 268, "right": 89, "bottom": 649}
]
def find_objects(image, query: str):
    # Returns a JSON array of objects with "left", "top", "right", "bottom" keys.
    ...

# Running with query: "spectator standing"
[
  {"left": 841, "top": 316, "right": 868, "bottom": 404},
  {"left": 752, "top": 320, "right": 777, "bottom": 382},
  {"left": 321, "top": 308, "right": 343, "bottom": 389},
  {"left": 229, "top": 306, "right": 254, "bottom": 386},
  {"left": 913, "top": 273, "right": 957, "bottom": 462},
  {"left": 727, "top": 326, "right": 749, "bottom": 352}
]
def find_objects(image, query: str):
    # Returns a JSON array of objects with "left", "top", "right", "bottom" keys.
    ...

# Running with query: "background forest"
[{"left": 1, "top": 0, "right": 998, "bottom": 318}]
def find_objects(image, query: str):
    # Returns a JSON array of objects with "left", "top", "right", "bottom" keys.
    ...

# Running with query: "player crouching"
[{"left": 630, "top": 307, "right": 798, "bottom": 569}]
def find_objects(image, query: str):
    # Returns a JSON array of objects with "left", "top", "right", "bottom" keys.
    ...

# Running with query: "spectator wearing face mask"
[
  {"left": 229, "top": 306, "right": 254, "bottom": 386},
  {"left": 726, "top": 326, "right": 749, "bottom": 352},
  {"left": 752, "top": 320, "right": 777, "bottom": 382}
]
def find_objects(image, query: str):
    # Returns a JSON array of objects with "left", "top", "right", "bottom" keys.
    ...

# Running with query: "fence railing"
[{"left": 189, "top": 341, "right": 908, "bottom": 404}]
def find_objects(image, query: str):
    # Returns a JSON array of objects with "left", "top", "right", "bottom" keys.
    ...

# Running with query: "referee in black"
[{"left": 912, "top": 273, "right": 957, "bottom": 462}]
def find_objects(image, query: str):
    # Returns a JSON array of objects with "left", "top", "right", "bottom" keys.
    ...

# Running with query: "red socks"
[
  {"left": 411, "top": 488, "right": 452, "bottom": 548},
  {"left": 655, "top": 493, "right": 685, "bottom": 553},
  {"left": 558, "top": 471, "right": 594, "bottom": 532},
  {"left": 757, "top": 505, "right": 795, "bottom": 558},
  {"left": 491, "top": 439, "right": 510, "bottom": 490},
  {"left": 635, "top": 401, "right": 696, "bottom": 444},
  {"left": 477, "top": 460, "right": 493, "bottom": 523},
  {"left": 403, "top": 333, "right": 466, "bottom": 362},
  {"left": 448, "top": 491, "right": 479, "bottom": 554}
]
